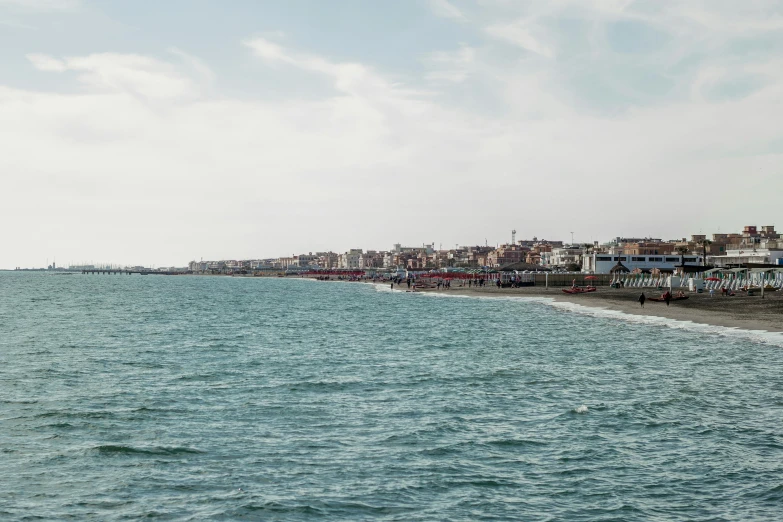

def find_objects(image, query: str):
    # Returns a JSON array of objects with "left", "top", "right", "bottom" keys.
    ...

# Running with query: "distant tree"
[
  {"left": 700, "top": 239, "right": 712, "bottom": 266},
  {"left": 676, "top": 246, "right": 689, "bottom": 269}
]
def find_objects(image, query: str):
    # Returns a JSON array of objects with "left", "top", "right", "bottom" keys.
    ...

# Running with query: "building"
[
  {"left": 359, "top": 250, "right": 385, "bottom": 269},
  {"left": 338, "top": 249, "right": 363, "bottom": 269},
  {"left": 189, "top": 260, "right": 209, "bottom": 272},
  {"left": 292, "top": 253, "right": 318, "bottom": 267},
  {"left": 316, "top": 252, "right": 339, "bottom": 269},
  {"left": 709, "top": 248, "right": 783, "bottom": 267},
  {"left": 589, "top": 253, "right": 703, "bottom": 274},
  {"left": 548, "top": 246, "right": 583, "bottom": 268},
  {"left": 760, "top": 225, "right": 780, "bottom": 239},
  {"left": 622, "top": 242, "right": 675, "bottom": 256},
  {"left": 609, "top": 237, "right": 663, "bottom": 246},
  {"left": 487, "top": 244, "right": 529, "bottom": 267}
]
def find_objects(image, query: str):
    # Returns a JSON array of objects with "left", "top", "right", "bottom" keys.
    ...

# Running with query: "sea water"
[{"left": 2, "top": 272, "right": 783, "bottom": 520}]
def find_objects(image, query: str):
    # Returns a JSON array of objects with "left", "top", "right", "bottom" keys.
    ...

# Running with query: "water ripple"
[{"left": 2, "top": 273, "right": 783, "bottom": 520}]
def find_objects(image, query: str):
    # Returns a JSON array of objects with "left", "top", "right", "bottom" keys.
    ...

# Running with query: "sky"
[{"left": 1, "top": 0, "right": 782, "bottom": 268}]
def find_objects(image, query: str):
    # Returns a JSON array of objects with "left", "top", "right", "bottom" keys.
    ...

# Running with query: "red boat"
[{"left": 562, "top": 286, "right": 597, "bottom": 294}]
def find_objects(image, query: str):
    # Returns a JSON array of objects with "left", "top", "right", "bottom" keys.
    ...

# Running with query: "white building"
[
  {"left": 339, "top": 249, "right": 363, "bottom": 269},
  {"left": 292, "top": 253, "right": 318, "bottom": 267},
  {"left": 590, "top": 253, "right": 703, "bottom": 274},
  {"left": 358, "top": 250, "right": 381, "bottom": 269},
  {"left": 709, "top": 249, "right": 783, "bottom": 267},
  {"left": 549, "top": 247, "right": 583, "bottom": 268}
]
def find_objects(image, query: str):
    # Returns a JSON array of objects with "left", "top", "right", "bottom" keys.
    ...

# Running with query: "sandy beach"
[{"left": 395, "top": 283, "right": 783, "bottom": 333}]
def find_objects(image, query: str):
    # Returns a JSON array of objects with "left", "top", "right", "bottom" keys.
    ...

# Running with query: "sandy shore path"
[{"left": 398, "top": 283, "right": 783, "bottom": 333}]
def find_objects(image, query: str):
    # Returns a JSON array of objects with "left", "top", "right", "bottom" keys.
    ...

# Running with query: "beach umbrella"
[{"left": 705, "top": 277, "right": 721, "bottom": 282}]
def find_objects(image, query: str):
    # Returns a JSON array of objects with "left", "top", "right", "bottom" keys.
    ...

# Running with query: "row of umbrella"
[
  {"left": 301, "top": 270, "right": 365, "bottom": 277},
  {"left": 416, "top": 272, "right": 493, "bottom": 280}
]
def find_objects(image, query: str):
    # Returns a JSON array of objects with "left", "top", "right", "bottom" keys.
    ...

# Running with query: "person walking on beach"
[
  {"left": 390, "top": 282, "right": 394, "bottom": 290},
  {"left": 638, "top": 292, "right": 646, "bottom": 308},
  {"left": 664, "top": 292, "right": 671, "bottom": 307}
]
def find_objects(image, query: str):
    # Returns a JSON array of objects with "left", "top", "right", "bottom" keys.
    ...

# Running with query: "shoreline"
[{"left": 383, "top": 283, "right": 783, "bottom": 334}]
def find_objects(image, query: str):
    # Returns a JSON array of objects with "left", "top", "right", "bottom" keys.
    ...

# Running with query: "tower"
[{"left": 511, "top": 229, "right": 516, "bottom": 245}]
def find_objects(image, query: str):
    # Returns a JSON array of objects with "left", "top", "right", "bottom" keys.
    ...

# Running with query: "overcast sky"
[{"left": 1, "top": 0, "right": 781, "bottom": 268}]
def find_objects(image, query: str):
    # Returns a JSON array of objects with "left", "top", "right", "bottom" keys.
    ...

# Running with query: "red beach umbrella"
[{"left": 705, "top": 277, "right": 721, "bottom": 281}]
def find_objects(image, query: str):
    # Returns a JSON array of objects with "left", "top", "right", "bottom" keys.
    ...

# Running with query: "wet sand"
[{"left": 402, "top": 284, "right": 783, "bottom": 333}]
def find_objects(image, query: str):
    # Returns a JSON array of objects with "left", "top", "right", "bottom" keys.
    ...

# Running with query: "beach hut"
[
  {"left": 609, "top": 261, "right": 630, "bottom": 286},
  {"left": 497, "top": 262, "right": 551, "bottom": 273},
  {"left": 609, "top": 261, "right": 630, "bottom": 273}
]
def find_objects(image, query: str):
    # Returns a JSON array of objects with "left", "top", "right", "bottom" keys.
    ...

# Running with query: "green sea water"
[{"left": 2, "top": 272, "right": 783, "bottom": 520}]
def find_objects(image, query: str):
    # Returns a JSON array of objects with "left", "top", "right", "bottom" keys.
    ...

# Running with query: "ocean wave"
[
  {"left": 487, "top": 438, "right": 549, "bottom": 448},
  {"left": 92, "top": 445, "right": 205, "bottom": 456}
]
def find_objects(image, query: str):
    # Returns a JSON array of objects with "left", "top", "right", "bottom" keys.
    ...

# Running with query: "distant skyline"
[{"left": 2, "top": 0, "right": 781, "bottom": 268}]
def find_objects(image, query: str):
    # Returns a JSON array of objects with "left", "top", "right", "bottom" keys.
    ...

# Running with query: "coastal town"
[
  {"left": 182, "top": 225, "right": 783, "bottom": 277},
  {"left": 31, "top": 224, "right": 782, "bottom": 279}
]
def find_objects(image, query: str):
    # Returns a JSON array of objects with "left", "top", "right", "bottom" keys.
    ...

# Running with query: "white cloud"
[
  {"left": 26, "top": 53, "right": 66, "bottom": 71},
  {"left": 424, "top": 45, "right": 476, "bottom": 83},
  {"left": 429, "top": 0, "right": 465, "bottom": 20},
  {"left": 168, "top": 47, "right": 216, "bottom": 85},
  {"left": 668, "top": 3, "right": 783, "bottom": 35},
  {"left": 26, "top": 52, "right": 200, "bottom": 99},
  {"left": 485, "top": 22, "right": 554, "bottom": 58},
  {"left": 244, "top": 37, "right": 428, "bottom": 104}
]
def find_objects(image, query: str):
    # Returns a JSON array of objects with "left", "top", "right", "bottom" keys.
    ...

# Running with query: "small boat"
[{"left": 562, "top": 286, "right": 596, "bottom": 294}]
